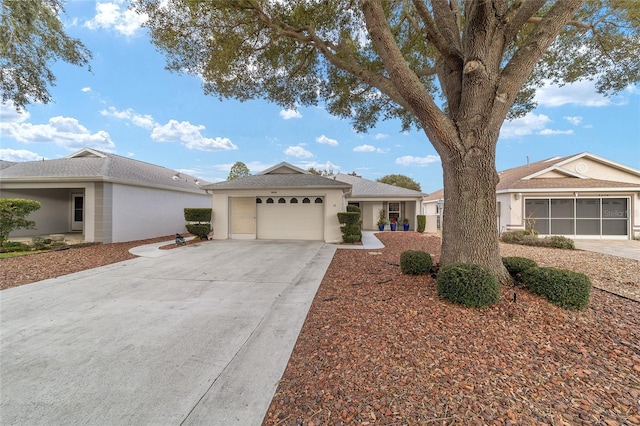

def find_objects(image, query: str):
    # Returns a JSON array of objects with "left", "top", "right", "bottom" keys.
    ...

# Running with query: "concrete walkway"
[
  {"left": 574, "top": 239, "right": 640, "bottom": 261},
  {"left": 1, "top": 240, "right": 335, "bottom": 426}
]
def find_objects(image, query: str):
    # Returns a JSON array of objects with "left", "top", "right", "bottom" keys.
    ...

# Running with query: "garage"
[{"left": 256, "top": 196, "right": 324, "bottom": 240}]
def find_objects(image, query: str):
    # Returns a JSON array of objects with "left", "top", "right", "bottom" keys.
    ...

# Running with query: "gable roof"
[
  {"left": 424, "top": 152, "right": 640, "bottom": 201},
  {"left": 202, "top": 161, "right": 351, "bottom": 191},
  {"left": 0, "top": 148, "right": 208, "bottom": 193},
  {"left": 334, "top": 173, "right": 425, "bottom": 198}
]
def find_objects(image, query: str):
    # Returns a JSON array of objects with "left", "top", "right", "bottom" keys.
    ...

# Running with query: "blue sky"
[{"left": 1, "top": 0, "right": 638, "bottom": 194}]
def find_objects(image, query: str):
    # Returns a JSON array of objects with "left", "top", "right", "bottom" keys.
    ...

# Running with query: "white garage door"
[{"left": 256, "top": 196, "right": 324, "bottom": 240}]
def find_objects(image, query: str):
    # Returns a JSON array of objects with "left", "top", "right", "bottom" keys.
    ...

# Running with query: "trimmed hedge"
[
  {"left": 437, "top": 263, "right": 500, "bottom": 308},
  {"left": 400, "top": 250, "right": 432, "bottom": 275},
  {"left": 184, "top": 208, "right": 212, "bottom": 222},
  {"left": 520, "top": 267, "right": 591, "bottom": 310},
  {"left": 186, "top": 224, "right": 211, "bottom": 239},
  {"left": 346, "top": 205, "right": 361, "bottom": 213},
  {"left": 337, "top": 210, "right": 362, "bottom": 243},
  {"left": 501, "top": 231, "right": 575, "bottom": 249},
  {"left": 502, "top": 256, "right": 538, "bottom": 281},
  {"left": 417, "top": 215, "right": 426, "bottom": 233}
]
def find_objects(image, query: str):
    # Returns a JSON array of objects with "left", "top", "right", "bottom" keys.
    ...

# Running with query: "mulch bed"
[{"left": 263, "top": 232, "right": 640, "bottom": 425}]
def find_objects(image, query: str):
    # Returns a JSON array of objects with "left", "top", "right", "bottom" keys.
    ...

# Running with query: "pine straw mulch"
[{"left": 263, "top": 232, "right": 640, "bottom": 426}]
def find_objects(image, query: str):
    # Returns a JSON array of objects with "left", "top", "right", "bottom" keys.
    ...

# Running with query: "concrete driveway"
[{"left": 0, "top": 240, "right": 335, "bottom": 425}]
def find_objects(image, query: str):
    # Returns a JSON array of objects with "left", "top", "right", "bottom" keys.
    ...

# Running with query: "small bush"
[
  {"left": 346, "top": 205, "right": 361, "bottom": 213},
  {"left": 520, "top": 267, "right": 591, "bottom": 309},
  {"left": 337, "top": 210, "right": 362, "bottom": 243},
  {"left": 437, "top": 263, "right": 500, "bottom": 308},
  {"left": 501, "top": 231, "right": 574, "bottom": 249},
  {"left": 502, "top": 256, "right": 538, "bottom": 281},
  {"left": 184, "top": 208, "right": 212, "bottom": 222},
  {"left": 0, "top": 241, "right": 31, "bottom": 253},
  {"left": 186, "top": 224, "right": 211, "bottom": 239},
  {"left": 400, "top": 250, "right": 432, "bottom": 275},
  {"left": 417, "top": 215, "right": 426, "bottom": 233}
]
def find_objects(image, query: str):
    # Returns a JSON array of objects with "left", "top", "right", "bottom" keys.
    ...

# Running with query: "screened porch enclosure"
[{"left": 524, "top": 198, "right": 629, "bottom": 238}]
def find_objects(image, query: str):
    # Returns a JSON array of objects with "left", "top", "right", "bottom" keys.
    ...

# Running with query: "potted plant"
[
  {"left": 403, "top": 218, "right": 410, "bottom": 231},
  {"left": 377, "top": 209, "right": 388, "bottom": 231},
  {"left": 390, "top": 218, "right": 397, "bottom": 231}
]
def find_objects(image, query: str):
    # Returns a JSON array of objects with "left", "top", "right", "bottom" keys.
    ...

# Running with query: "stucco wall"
[
  {"left": 210, "top": 188, "right": 346, "bottom": 243},
  {"left": 110, "top": 184, "right": 210, "bottom": 243}
]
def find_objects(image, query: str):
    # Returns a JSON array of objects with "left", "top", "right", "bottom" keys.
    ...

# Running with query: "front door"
[{"left": 71, "top": 194, "right": 84, "bottom": 231}]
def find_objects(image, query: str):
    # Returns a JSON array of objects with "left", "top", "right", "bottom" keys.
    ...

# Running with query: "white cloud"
[
  {"left": 280, "top": 109, "right": 302, "bottom": 120},
  {"left": 539, "top": 129, "right": 574, "bottom": 136},
  {"left": 374, "top": 133, "right": 389, "bottom": 140},
  {"left": 534, "top": 79, "right": 628, "bottom": 108},
  {"left": 151, "top": 120, "right": 237, "bottom": 151},
  {"left": 395, "top": 155, "right": 440, "bottom": 166},
  {"left": 284, "top": 145, "right": 313, "bottom": 158},
  {"left": 100, "top": 107, "right": 156, "bottom": 129},
  {"left": 500, "top": 113, "right": 552, "bottom": 139},
  {"left": 353, "top": 144, "right": 386, "bottom": 153},
  {"left": 564, "top": 116, "right": 582, "bottom": 126},
  {"left": 0, "top": 148, "right": 43, "bottom": 162},
  {"left": 297, "top": 160, "right": 340, "bottom": 172},
  {"left": 81, "top": 87, "right": 92, "bottom": 93},
  {"left": 84, "top": 1, "right": 146, "bottom": 37},
  {"left": 315, "top": 134, "right": 339, "bottom": 146},
  {"left": 0, "top": 101, "right": 29, "bottom": 123},
  {"left": 0, "top": 114, "right": 115, "bottom": 151}
]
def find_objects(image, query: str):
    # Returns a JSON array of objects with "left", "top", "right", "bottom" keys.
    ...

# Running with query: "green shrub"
[
  {"left": 337, "top": 210, "right": 362, "bottom": 243},
  {"left": 417, "top": 215, "right": 426, "bottom": 233},
  {"left": 186, "top": 224, "right": 211, "bottom": 239},
  {"left": 400, "top": 250, "right": 432, "bottom": 275},
  {"left": 520, "top": 267, "right": 591, "bottom": 309},
  {"left": 544, "top": 236, "right": 575, "bottom": 249},
  {"left": 0, "top": 241, "right": 31, "bottom": 253},
  {"left": 346, "top": 205, "right": 361, "bottom": 213},
  {"left": 500, "top": 230, "right": 537, "bottom": 243},
  {"left": 502, "top": 256, "right": 538, "bottom": 280},
  {"left": 0, "top": 198, "right": 42, "bottom": 245},
  {"left": 184, "top": 208, "right": 212, "bottom": 222},
  {"left": 437, "top": 263, "right": 500, "bottom": 308}
]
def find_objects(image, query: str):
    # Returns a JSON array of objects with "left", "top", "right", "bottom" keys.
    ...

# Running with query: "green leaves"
[
  {"left": 0, "top": 198, "right": 41, "bottom": 244},
  {"left": 0, "top": 0, "right": 91, "bottom": 109}
]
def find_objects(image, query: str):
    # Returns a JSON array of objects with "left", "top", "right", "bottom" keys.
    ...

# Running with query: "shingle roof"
[
  {"left": 334, "top": 173, "right": 425, "bottom": 198},
  {"left": 0, "top": 160, "right": 18, "bottom": 170},
  {"left": 424, "top": 152, "right": 640, "bottom": 201},
  {"left": 0, "top": 148, "right": 208, "bottom": 193},
  {"left": 202, "top": 173, "right": 351, "bottom": 190}
]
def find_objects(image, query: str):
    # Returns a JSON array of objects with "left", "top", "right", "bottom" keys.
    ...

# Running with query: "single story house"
[
  {"left": 202, "top": 163, "right": 425, "bottom": 242},
  {"left": 0, "top": 148, "right": 211, "bottom": 243},
  {"left": 333, "top": 173, "right": 425, "bottom": 231},
  {"left": 423, "top": 152, "right": 640, "bottom": 240}
]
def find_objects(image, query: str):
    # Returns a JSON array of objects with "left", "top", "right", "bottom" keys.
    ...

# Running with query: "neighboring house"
[
  {"left": 333, "top": 173, "right": 425, "bottom": 231},
  {"left": 202, "top": 162, "right": 351, "bottom": 242},
  {"left": 202, "top": 162, "right": 426, "bottom": 242},
  {"left": 0, "top": 148, "right": 210, "bottom": 243},
  {"left": 423, "top": 152, "right": 640, "bottom": 240}
]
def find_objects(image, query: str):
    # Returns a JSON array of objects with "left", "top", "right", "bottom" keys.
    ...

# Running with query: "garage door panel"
[{"left": 257, "top": 197, "right": 323, "bottom": 240}]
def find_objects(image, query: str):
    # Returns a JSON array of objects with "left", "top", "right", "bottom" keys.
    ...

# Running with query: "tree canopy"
[
  {"left": 377, "top": 174, "right": 421, "bottom": 192},
  {"left": 137, "top": 0, "right": 639, "bottom": 289},
  {"left": 227, "top": 161, "right": 251, "bottom": 180},
  {"left": 0, "top": 0, "right": 92, "bottom": 110}
]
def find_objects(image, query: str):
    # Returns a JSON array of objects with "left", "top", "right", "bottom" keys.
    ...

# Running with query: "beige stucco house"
[
  {"left": 423, "top": 152, "right": 640, "bottom": 240},
  {"left": 0, "top": 148, "right": 210, "bottom": 243},
  {"left": 202, "top": 163, "right": 426, "bottom": 242}
]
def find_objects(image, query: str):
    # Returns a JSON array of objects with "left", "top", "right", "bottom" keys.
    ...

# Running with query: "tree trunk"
[{"left": 439, "top": 145, "right": 511, "bottom": 285}]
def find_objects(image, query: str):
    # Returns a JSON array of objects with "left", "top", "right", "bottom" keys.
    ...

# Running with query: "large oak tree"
[{"left": 136, "top": 0, "right": 639, "bottom": 285}]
